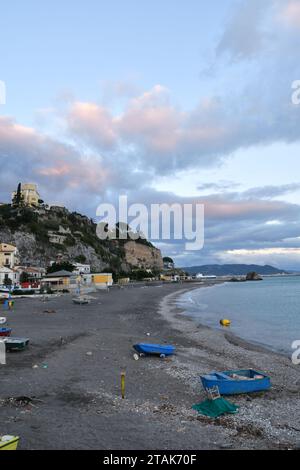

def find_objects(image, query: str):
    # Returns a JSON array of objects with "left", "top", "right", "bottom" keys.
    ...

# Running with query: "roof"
[
  {"left": 0, "top": 267, "right": 14, "bottom": 273},
  {"left": 46, "top": 270, "right": 74, "bottom": 278}
]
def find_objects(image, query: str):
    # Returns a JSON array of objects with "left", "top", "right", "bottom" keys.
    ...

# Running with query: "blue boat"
[
  {"left": 0, "top": 327, "right": 12, "bottom": 337},
  {"left": 133, "top": 343, "right": 175, "bottom": 357},
  {"left": 200, "top": 369, "right": 271, "bottom": 395}
]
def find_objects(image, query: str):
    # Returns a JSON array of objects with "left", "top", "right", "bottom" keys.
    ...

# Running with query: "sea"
[{"left": 177, "top": 276, "right": 300, "bottom": 355}]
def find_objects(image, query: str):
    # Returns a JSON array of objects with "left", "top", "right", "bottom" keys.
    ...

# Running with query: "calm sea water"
[{"left": 177, "top": 276, "right": 300, "bottom": 354}]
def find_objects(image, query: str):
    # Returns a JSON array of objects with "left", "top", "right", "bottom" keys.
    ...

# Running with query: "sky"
[{"left": 1, "top": 0, "right": 300, "bottom": 269}]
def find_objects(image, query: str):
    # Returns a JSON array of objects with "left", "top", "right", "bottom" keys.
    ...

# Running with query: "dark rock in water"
[
  {"left": 246, "top": 272, "right": 263, "bottom": 281},
  {"left": 230, "top": 277, "right": 246, "bottom": 282}
]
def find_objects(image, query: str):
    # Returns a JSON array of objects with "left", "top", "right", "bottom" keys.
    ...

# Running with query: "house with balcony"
[{"left": 0, "top": 243, "right": 19, "bottom": 269}]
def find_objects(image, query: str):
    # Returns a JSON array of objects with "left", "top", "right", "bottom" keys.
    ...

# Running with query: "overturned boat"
[
  {"left": 2, "top": 337, "right": 30, "bottom": 352},
  {"left": 133, "top": 343, "right": 176, "bottom": 358}
]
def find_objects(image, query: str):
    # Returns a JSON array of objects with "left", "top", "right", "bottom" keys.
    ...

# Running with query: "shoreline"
[
  {"left": 173, "top": 282, "right": 291, "bottom": 358},
  {"left": 159, "top": 284, "right": 300, "bottom": 449}
]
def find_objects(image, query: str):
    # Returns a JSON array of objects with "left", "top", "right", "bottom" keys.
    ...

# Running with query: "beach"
[{"left": 0, "top": 282, "right": 299, "bottom": 450}]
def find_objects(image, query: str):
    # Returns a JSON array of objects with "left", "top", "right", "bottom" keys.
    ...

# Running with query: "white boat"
[
  {"left": 0, "top": 318, "right": 7, "bottom": 325},
  {"left": 72, "top": 297, "right": 91, "bottom": 305}
]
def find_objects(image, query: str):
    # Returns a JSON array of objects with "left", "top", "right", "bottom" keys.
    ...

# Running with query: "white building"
[
  {"left": 73, "top": 263, "right": 91, "bottom": 275},
  {"left": 0, "top": 267, "right": 20, "bottom": 286}
]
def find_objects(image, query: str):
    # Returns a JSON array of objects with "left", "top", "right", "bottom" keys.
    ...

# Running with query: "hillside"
[
  {"left": 0, "top": 204, "right": 163, "bottom": 274},
  {"left": 183, "top": 264, "right": 288, "bottom": 276}
]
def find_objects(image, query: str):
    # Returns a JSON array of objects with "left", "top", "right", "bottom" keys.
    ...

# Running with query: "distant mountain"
[{"left": 182, "top": 264, "right": 288, "bottom": 276}]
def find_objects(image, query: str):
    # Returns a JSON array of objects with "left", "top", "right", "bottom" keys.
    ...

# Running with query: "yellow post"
[{"left": 121, "top": 372, "right": 126, "bottom": 399}]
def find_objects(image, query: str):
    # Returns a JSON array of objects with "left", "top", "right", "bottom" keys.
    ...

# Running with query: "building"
[
  {"left": 81, "top": 273, "right": 113, "bottom": 288},
  {"left": 0, "top": 267, "right": 20, "bottom": 286},
  {"left": 16, "top": 266, "right": 46, "bottom": 281},
  {"left": 0, "top": 243, "right": 18, "bottom": 269},
  {"left": 12, "top": 183, "right": 41, "bottom": 207},
  {"left": 41, "top": 270, "right": 78, "bottom": 291},
  {"left": 73, "top": 263, "right": 91, "bottom": 275}
]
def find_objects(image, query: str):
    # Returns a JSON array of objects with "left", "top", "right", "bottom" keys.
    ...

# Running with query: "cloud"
[
  {"left": 0, "top": 116, "right": 112, "bottom": 211},
  {"left": 216, "top": 0, "right": 272, "bottom": 61},
  {"left": 280, "top": 0, "right": 300, "bottom": 29}
]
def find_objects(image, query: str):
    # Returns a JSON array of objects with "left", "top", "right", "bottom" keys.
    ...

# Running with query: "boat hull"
[
  {"left": 3, "top": 338, "right": 30, "bottom": 352},
  {"left": 133, "top": 343, "right": 175, "bottom": 357},
  {"left": 200, "top": 369, "right": 271, "bottom": 395},
  {"left": 0, "top": 328, "right": 12, "bottom": 337}
]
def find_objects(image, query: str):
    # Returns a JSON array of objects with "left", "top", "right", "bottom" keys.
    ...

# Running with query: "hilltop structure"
[{"left": 12, "top": 183, "right": 41, "bottom": 207}]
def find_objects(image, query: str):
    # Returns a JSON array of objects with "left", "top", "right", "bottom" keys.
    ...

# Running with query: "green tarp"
[{"left": 192, "top": 397, "right": 239, "bottom": 418}]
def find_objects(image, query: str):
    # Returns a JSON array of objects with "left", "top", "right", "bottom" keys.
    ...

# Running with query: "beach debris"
[
  {"left": 121, "top": 372, "right": 126, "bottom": 399},
  {"left": 5, "top": 396, "right": 42, "bottom": 408},
  {"left": 0, "top": 435, "right": 20, "bottom": 450},
  {"left": 133, "top": 353, "right": 139, "bottom": 361},
  {"left": 41, "top": 363, "right": 48, "bottom": 369},
  {"left": 86, "top": 351, "right": 93, "bottom": 356},
  {"left": 43, "top": 309, "right": 56, "bottom": 314},
  {"left": 220, "top": 319, "right": 231, "bottom": 327},
  {"left": 32, "top": 364, "right": 39, "bottom": 369},
  {"left": 192, "top": 397, "right": 239, "bottom": 419}
]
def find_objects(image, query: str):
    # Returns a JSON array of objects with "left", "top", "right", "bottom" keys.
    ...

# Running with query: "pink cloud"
[
  {"left": 280, "top": 0, "right": 300, "bottom": 28},
  {"left": 68, "top": 102, "right": 116, "bottom": 149}
]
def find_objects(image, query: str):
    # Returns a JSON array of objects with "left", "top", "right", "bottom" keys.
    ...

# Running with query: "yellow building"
[
  {"left": 12, "top": 183, "right": 41, "bottom": 207},
  {"left": 91, "top": 273, "right": 113, "bottom": 287},
  {"left": 0, "top": 243, "right": 18, "bottom": 269}
]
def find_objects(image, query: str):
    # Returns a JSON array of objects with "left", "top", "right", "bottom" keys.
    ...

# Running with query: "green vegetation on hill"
[{"left": 0, "top": 204, "right": 160, "bottom": 276}]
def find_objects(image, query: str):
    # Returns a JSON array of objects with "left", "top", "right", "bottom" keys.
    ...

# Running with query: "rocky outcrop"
[
  {"left": 124, "top": 241, "right": 163, "bottom": 271},
  {"left": 0, "top": 205, "right": 163, "bottom": 274},
  {"left": 246, "top": 272, "right": 263, "bottom": 281}
]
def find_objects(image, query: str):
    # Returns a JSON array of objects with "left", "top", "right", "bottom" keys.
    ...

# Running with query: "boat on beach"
[
  {"left": 0, "top": 436, "right": 20, "bottom": 450},
  {"left": 2, "top": 337, "right": 30, "bottom": 352},
  {"left": 133, "top": 343, "right": 176, "bottom": 358},
  {"left": 0, "top": 327, "right": 12, "bottom": 337},
  {"left": 0, "top": 318, "right": 7, "bottom": 325},
  {"left": 200, "top": 369, "right": 271, "bottom": 395},
  {"left": 72, "top": 297, "right": 91, "bottom": 305}
]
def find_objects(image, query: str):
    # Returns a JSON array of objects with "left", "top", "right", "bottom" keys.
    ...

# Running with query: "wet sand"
[{"left": 0, "top": 283, "right": 299, "bottom": 450}]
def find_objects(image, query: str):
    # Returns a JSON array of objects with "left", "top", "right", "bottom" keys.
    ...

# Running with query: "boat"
[
  {"left": 133, "top": 343, "right": 176, "bottom": 357},
  {"left": 200, "top": 369, "right": 271, "bottom": 395},
  {"left": 0, "top": 436, "right": 20, "bottom": 450},
  {"left": 3, "top": 337, "right": 30, "bottom": 352},
  {"left": 0, "top": 328, "right": 12, "bottom": 337},
  {"left": 0, "top": 318, "right": 7, "bottom": 325},
  {"left": 72, "top": 297, "right": 91, "bottom": 305}
]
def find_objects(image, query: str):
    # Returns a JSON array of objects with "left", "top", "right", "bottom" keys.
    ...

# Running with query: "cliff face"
[
  {"left": 124, "top": 241, "right": 163, "bottom": 271},
  {"left": 0, "top": 205, "right": 163, "bottom": 273}
]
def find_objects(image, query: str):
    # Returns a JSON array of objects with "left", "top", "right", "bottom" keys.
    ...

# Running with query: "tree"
[
  {"left": 3, "top": 277, "right": 12, "bottom": 287},
  {"left": 47, "top": 262, "right": 75, "bottom": 274},
  {"left": 12, "top": 183, "right": 25, "bottom": 207},
  {"left": 20, "top": 271, "right": 30, "bottom": 283}
]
